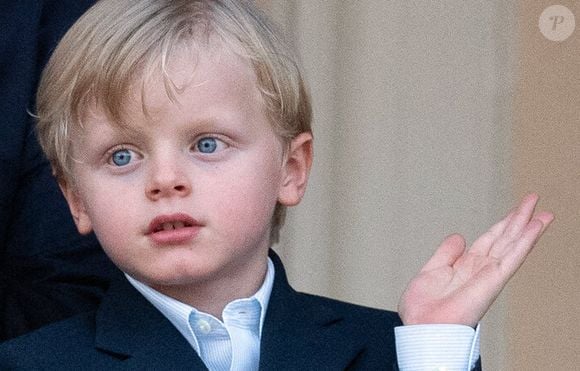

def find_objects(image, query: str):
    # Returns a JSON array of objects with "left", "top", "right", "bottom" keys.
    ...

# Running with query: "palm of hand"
[{"left": 398, "top": 194, "right": 554, "bottom": 327}]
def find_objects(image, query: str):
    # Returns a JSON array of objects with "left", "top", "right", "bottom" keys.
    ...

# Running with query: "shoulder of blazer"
[
  {"left": 259, "top": 250, "right": 402, "bottom": 370},
  {"left": 0, "top": 278, "right": 206, "bottom": 370}
]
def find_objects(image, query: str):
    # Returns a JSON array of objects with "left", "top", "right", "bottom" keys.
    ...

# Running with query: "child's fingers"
[
  {"left": 499, "top": 212, "right": 554, "bottom": 273},
  {"left": 490, "top": 209, "right": 517, "bottom": 236},
  {"left": 488, "top": 194, "right": 539, "bottom": 258},
  {"left": 499, "top": 220, "right": 543, "bottom": 274},
  {"left": 535, "top": 211, "right": 555, "bottom": 234},
  {"left": 503, "top": 193, "right": 539, "bottom": 239},
  {"left": 469, "top": 210, "right": 515, "bottom": 256},
  {"left": 420, "top": 234, "right": 466, "bottom": 272},
  {"left": 471, "top": 193, "right": 535, "bottom": 257}
]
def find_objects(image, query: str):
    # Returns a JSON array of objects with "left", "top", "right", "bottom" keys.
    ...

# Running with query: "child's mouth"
[
  {"left": 147, "top": 213, "right": 202, "bottom": 245},
  {"left": 154, "top": 221, "right": 194, "bottom": 232}
]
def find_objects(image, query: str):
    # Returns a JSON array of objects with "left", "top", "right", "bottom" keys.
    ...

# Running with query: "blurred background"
[{"left": 258, "top": 1, "right": 579, "bottom": 369}]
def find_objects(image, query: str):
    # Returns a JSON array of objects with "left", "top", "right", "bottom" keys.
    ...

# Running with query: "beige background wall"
[
  {"left": 258, "top": 1, "right": 579, "bottom": 369},
  {"left": 509, "top": 1, "right": 579, "bottom": 369}
]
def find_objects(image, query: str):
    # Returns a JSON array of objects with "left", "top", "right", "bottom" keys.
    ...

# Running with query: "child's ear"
[
  {"left": 58, "top": 181, "right": 93, "bottom": 235},
  {"left": 278, "top": 132, "right": 313, "bottom": 206}
]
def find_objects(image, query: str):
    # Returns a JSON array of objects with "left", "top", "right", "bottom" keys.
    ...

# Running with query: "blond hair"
[{"left": 37, "top": 0, "right": 312, "bottom": 243}]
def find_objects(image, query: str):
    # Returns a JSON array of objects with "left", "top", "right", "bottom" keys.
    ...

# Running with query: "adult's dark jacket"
[{"left": 0, "top": 0, "right": 118, "bottom": 341}]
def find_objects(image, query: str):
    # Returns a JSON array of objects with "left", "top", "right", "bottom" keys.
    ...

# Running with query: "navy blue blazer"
[
  {"left": 0, "top": 252, "right": 406, "bottom": 370},
  {"left": 0, "top": 0, "right": 118, "bottom": 341}
]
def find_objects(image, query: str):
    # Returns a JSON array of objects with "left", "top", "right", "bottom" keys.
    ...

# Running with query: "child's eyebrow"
[
  {"left": 115, "top": 124, "right": 152, "bottom": 141},
  {"left": 85, "top": 118, "right": 147, "bottom": 142}
]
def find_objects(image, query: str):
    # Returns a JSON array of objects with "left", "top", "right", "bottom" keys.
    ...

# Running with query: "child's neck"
[{"left": 151, "top": 257, "right": 269, "bottom": 320}]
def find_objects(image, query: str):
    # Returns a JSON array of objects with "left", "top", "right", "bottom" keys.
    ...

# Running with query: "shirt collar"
[{"left": 124, "top": 258, "right": 275, "bottom": 349}]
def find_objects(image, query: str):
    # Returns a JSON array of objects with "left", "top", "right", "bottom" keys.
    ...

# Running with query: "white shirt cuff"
[{"left": 395, "top": 324, "right": 480, "bottom": 371}]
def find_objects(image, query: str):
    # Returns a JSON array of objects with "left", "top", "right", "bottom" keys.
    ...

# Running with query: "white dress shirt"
[
  {"left": 396, "top": 324, "right": 480, "bottom": 370},
  {"left": 125, "top": 258, "right": 274, "bottom": 371},
  {"left": 126, "top": 258, "right": 480, "bottom": 371}
]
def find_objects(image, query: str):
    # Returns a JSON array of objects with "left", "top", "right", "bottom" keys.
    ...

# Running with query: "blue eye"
[
  {"left": 111, "top": 149, "right": 133, "bottom": 166},
  {"left": 196, "top": 137, "right": 218, "bottom": 153}
]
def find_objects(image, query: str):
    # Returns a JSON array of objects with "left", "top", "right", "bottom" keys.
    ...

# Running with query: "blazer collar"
[
  {"left": 259, "top": 250, "right": 370, "bottom": 370},
  {"left": 93, "top": 250, "right": 371, "bottom": 369},
  {"left": 94, "top": 276, "right": 208, "bottom": 369}
]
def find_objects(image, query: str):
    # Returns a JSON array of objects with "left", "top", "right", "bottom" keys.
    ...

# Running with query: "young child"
[{"left": 0, "top": 0, "right": 553, "bottom": 370}]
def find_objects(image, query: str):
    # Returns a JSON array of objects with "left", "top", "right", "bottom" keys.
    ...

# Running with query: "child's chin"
[{"left": 135, "top": 264, "right": 221, "bottom": 287}]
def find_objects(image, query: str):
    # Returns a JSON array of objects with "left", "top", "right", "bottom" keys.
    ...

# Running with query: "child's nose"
[{"left": 145, "top": 163, "right": 191, "bottom": 201}]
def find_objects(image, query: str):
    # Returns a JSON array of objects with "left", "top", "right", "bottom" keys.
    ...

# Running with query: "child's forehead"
[
  {"left": 82, "top": 40, "right": 261, "bottom": 130},
  {"left": 143, "top": 41, "right": 256, "bottom": 99}
]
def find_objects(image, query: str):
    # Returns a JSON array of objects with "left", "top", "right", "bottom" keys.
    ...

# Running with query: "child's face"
[{"left": 61, "top": 45, "right": 310, "bottom": 296}]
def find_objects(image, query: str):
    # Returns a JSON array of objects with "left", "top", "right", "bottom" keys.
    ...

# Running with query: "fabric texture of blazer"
[{"left": 0, "top": 0, "right": 119, "bottom": 341}]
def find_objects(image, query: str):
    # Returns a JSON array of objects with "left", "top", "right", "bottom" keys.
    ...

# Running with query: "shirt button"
[{"left": 197, "top": 319, "right": 211, "bottom": 334}]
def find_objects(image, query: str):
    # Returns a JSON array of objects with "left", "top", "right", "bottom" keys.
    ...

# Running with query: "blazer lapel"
[
  {"left": 260, "top": 252, "right": 370, "bottom": 370},
  {"left": 92, "top": 253, "right": 393, "bottom": 370},
  {"left": 93, "top": 278, "right": 208, "bottom": 370}
]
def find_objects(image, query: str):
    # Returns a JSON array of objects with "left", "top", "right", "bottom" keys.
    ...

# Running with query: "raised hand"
[{"left": 398, "top": 193, "right": 554, "bottom": 327}]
